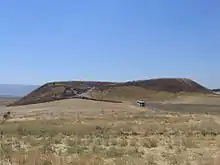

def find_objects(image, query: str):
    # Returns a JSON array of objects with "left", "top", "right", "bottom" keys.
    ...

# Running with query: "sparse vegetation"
[
  {"left": 0, "top": 110, "right": 219, "bottom": 165},
  {"left": 1, "top": 96, "right": 220, "bottom": 164}
]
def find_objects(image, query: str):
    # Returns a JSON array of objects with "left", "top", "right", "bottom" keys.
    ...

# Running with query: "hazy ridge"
[{"left": 0, "top": 84, "right": 39, "bottom": 97}]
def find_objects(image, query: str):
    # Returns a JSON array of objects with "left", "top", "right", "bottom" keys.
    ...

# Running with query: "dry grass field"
[{"left": 1, "top": 97, "right": 220, "bottom": 165}]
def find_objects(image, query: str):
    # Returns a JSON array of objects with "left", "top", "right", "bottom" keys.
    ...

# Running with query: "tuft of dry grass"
[
  {"left": 180, "top": 136, "right": 197, "bottom": 148},
  {"left": 141, "top": 137, "right": 158, "bottom": 148}
]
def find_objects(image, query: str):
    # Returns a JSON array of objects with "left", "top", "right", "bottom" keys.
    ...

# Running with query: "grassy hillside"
[
  {"left": 89, "top": 86, "right": 177, "bottom": 101},
  {"left": 8, "top": 78, "right": 212, "bottom": 106}
]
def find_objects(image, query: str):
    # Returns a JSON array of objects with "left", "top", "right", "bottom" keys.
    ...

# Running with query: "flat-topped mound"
[{"left": 8, "top": 78, "right": 212, "bottom": 106}]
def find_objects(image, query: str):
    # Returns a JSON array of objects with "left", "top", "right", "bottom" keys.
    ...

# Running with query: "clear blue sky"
[{"left": 0, "top": 0, "right": 219, "bottom": 88}]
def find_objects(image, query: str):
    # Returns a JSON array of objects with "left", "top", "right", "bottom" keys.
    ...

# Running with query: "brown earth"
[{"left": 8, "top": 78, "right": 212, "bottom": 106}]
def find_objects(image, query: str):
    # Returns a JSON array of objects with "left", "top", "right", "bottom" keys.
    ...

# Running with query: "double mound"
[{"left": 8, "top": 78, "right": 212, "bottom": 106}]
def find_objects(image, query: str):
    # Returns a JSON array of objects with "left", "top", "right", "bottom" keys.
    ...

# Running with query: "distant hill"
[
  {"left": 8, "top": 78, "right": 212, "bottom": 106},
  {"left": 0, "top": 84, "right": 39, "bottom": 97},
  {"left": 0, "top": 95, "right": 21, "bottom": 99}
]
